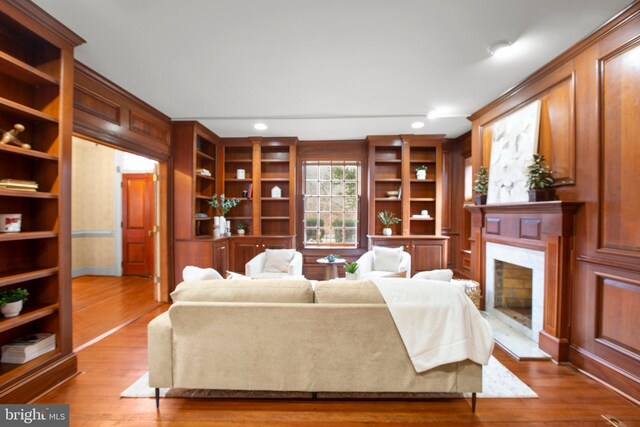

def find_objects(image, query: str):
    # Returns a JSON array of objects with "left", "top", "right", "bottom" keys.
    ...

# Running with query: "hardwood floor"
[
  {"left": 36, "top": 302, "right": 639, "bottom": 426},
  {"left": 72, "top": 275, "right": 161, "bottom": 350}
]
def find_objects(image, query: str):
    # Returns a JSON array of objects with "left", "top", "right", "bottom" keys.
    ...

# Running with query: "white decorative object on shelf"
[
  {"left": 0, "top": 213, "right": 21, "bottom": 232},
  {"left": 236, "top": 169, "right": 245, "bottom": 179},
  {"left": 421, "top": 210, "right": 429, "bottom": 216},
  {"left": 382, "top": 227, "right": 392, "bottom": 236},
  {"left": 213, "top": 216, "right": 221, "bottom": 237},
  {"left": 271, "top": 185, "right": 282, "bottom": 198}
]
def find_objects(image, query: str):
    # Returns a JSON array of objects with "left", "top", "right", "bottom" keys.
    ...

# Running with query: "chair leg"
[
  {"left": 471, "top": 392, "right": 477, "bottom": 413},
  {"left": 155, "top": 388, "right": 160, "bottom": 409}
]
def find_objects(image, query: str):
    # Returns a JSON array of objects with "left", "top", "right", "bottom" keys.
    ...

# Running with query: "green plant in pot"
[
  {"left": 236, "top": 222, "right": 248, "bottom": 235},
  {"left": 473, "top": 166, "right": 489, "bottom": 205},
  {"left": 378, "top": 210, "right": 401, "bottom": 236},
  {"left": 526, "top": 154, "right": 555, "bottom": 202},
  {"left": 324, "top": 254, "right": 340, "bottom": 263},
  {"left": 0, "top": 288, "right": 28, "bottom": 318},
  {"left": 208, "top": 194, "right": 241, "bottom": 236},
  {"left": 343, "top": 262, "right": 358, "bottom": 280},
  {"left": 415, "top": 165, "right": 428, "bottom": 180}
]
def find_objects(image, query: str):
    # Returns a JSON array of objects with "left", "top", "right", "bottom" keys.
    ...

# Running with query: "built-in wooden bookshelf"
[
  {"left": 0, "top": 3, "right": 83, "bottom": 402},
  {"left": 369, "top": 141, "right": 404, "bottom": 236},
  {"left": 224, "top": 142, "right": 254, "bottom": 234},
  {"left": 260, "top": 142, "right": 296, "bottom": 236}
]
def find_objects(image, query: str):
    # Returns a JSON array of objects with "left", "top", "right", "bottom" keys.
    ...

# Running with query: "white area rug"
[{"left": 121, "top": 356, "right": 537, "bottom": 399}]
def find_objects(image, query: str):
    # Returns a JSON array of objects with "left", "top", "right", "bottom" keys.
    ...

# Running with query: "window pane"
[
  {"left": 344, "top": 228, "right": 357, "bottom": 243},
  {"left": 305, "top": 196, "right": 318, "bottom": 211},
  {"left": 319, "top": 197, "right": 331, "bottom": 212},
  {"left": 345, "top": 166, "right": 357, "bottom": 181},
  {"left": 319, "top": 166, "right": 331, "bottom": 180},
  {"left": 332, "top": 166, "right": 344, "bottom": 180},
  {"left": 305, "top": 181, "right": 318, "bottom": 195},
  {"left": 331, "top": 196, "right": 344, "bottom": 211},
  {"left": 332, "top": 182, "right": 344, "bottom": 196},
  {"left": 345, "top": 196, "right": 357, "bottom": 212},
  {"left": 345, "top": 182, "right": 357, "bottom": 196},
  {"left": 344, "top": 212, "right": 357, "bottom": 226},
  {"left": 320, "top": 181, "right": 331, "bottom": 196},
  {"left": 306, "top": 164, "right": 319, "bottom": 180}
]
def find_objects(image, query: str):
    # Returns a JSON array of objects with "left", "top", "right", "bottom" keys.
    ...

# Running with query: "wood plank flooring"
[
  {"left": 72, "top": 275, "right": 161, "bottom": 350},
  {"left": 37, "top": 291, "right": 639, "bottom": 425}
]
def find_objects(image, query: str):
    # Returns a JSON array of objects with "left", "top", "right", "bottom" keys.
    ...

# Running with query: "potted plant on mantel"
[
  {"left": 378, "top": 210, "right": 401, "bottom": 236},
  {"left": 473, "top": 166, "right": 489, "bottom": 205},
  {"left": 0, "top": 288, "right": 28, "bottom": 318},
  {"left": 526, "top": 154, "right": 555, "bottom": 202}
]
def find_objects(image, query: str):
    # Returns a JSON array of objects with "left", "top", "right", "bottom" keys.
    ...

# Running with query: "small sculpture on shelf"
[{"left": 1, "top": 124, "right": 30, "bottom": 150}]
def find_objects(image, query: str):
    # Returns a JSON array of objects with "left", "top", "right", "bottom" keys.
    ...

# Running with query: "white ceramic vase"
[
  {"left": 1, "top": 300, "right": 23, "bottom": 318},
  {"left": 416, "top": 170, "right": 427, "bottom": 180},
  {"left": 382, "top": 227, "right": 392, "bottom": 236},
  {"left": 237, "top": 229, "right": 245, "bottom": 235},
  {"left": 345, "top": 272, "right": 357, "bottom": 281}
]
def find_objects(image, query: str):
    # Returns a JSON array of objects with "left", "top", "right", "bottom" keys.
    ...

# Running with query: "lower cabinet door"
[
  {"left": 230, "top": 238, "right": 261, "bottom": 273},
  {"left": 412, "top": 240, "right": 448, "bottom": 273}
]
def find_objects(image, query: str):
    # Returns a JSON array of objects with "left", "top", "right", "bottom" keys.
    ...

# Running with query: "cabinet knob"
[
  {"left": 255, "top": 244, "right": 259, "bottom": 248},
  {"left": 219, "top": 246, "right": 225, "bottom": 250},
  {"left": 262, "top": 244, "right": 266, "bottom": 248}
]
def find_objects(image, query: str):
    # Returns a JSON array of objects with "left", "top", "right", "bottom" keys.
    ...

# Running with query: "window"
[{"left": 303, "top": 161, "right": 360, "bottom": 248}]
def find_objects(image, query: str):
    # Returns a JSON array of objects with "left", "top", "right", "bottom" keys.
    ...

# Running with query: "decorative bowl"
[{"left": 386, "top": 191, "right": 399, "bottom": 197}]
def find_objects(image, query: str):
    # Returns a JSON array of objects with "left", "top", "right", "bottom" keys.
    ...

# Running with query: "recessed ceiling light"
[
  {"left": 411, "top": 121, "right": 425, "bottom": 129},
  {"left": 254, "top": 123, "right": 268, "bottom": 131},
  {"left": 487, "top": 40, "right": 513, "bottom": 57}
]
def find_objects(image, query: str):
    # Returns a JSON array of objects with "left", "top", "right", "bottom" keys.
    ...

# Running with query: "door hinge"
[
  {"left": 120, "top": 221, "right": 123, "bottom": 228},
  {"left": 152, "top": 173, "right": 158, "bottom": 182}
]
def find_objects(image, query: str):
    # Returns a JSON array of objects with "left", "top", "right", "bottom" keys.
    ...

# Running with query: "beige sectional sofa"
[{"left": 148, "top": 279, "right": 482, "bottom": 410}]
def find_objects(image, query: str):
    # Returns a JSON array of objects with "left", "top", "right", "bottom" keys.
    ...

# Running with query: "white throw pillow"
[
  {"left": 412, "top": 269, "right": 454, "bottom": 282},
  {"left": 182, "top": 266, "right": 223, "bottom": 282},
  {"left": 263, "top": 249, "right": 296, "bottom": 273},
  {"left": 372, "top": 246, "right": 404, "bottom": 272}
]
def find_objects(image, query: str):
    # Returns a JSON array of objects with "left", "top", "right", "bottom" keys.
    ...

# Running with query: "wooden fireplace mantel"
[{"left": 467, "top": 201, "right": 582, "bottom": 362}]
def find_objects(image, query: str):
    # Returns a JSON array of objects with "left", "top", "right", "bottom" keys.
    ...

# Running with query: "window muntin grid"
[{"left": 303, "top": 161, "right": 360, "bottom": 248}]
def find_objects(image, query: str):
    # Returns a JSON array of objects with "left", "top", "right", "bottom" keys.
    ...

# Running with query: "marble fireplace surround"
[{"left": 467, "top": 201, "right": 581, "bottom": 362}]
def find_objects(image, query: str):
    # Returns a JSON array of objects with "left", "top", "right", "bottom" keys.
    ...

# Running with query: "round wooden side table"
[{"left": 316, "top": 258, "right": 346, "bottom": 280}]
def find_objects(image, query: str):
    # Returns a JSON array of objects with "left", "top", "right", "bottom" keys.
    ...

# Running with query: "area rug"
[{"left": 121, "top": 356, "right": 537, "bottom": 399}]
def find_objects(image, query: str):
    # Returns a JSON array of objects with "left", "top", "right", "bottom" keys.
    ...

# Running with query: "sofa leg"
[
  {"left": 155, "top": 388, "right": 160, "bottom": 409},
  {"left": 471, "top": 392, "right": 476, "bottom": 413}
]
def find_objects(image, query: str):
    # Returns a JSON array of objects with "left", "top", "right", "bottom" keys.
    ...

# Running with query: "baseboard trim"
[
  {"left": 569, "top": 345, "right": 640, "bottom": 405},
  {"left": 72, "top": 267, "right": 117, "bottom": 278},
  {"left": 0, "top": 353, "right": 77, "bottom": 403}
]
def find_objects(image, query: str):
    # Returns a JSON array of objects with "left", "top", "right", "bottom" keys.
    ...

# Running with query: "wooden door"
[
  {"left": 122, "top": 173, "right": 155, "bottom": 276},
  {"left": 230, "top": 238, "right": 260, "bottom": 273}
]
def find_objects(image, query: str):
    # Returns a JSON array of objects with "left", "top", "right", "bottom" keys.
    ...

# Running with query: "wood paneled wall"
[{"left": 468, "top": 1, "right": 640, "bottom": 402}]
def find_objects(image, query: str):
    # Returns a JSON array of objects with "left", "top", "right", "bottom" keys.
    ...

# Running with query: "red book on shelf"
[{"left": 248, "top": 183, "right": 253, "bottom": 199}]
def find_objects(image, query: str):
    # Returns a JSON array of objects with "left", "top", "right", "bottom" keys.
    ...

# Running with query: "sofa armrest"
[
  {"left": 399, "top": 252, "right": 411, "bottom": 278},
  {"left": 245, "top": 252, "right": 266, "bottom": 277},
  {"left": 288, "top": 252, "right": 303, "bottom": 276},
  {"left": 148, "top": 311, "right": 173, "bottom": 388},
  {"left": 355, "top": 252, "right": 374, "bottom": 279}
]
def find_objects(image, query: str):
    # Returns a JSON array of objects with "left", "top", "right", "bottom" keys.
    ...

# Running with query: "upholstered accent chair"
[
  {"left": 355, "top": 246, "right": 411, "bottom": 278},
  {"left": 245, "top": 249, "right": 304, "bottom": 278}
]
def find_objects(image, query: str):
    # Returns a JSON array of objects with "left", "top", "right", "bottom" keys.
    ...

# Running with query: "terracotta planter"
[
  {"left": 528, "top": 188, "right": 556, "bottom": 202},
  {"left": 1, "top": 300, "right": 23, "bottom": 318},
  {"left": 475, "top": 195, "right": 487, "bottom": 205}
]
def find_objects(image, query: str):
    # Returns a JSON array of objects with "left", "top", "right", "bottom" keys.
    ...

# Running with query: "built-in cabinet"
[
  {"left": 367, "top": 135, "right": 448, "bottom": 271},
  {"left": 0, "top": 2, "right": 83, "bottom": 402},
  {"left": 229, "top": 236, "right": 295, "bottom": 273}
]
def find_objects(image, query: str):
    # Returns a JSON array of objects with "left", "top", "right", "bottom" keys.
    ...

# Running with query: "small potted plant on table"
[
  {"left": 0, "top": 288, "right": 28, "bottom": 318},
  {"left": 473, "top": 166, "right": 489, "bottom": 205},
  {"left": 526, "top": 154, "right": 555, "bottom": 202},
  {"left": 378, "top": 210, "right": 401, "bottom": 236},
  {"left": 344, "top": 262, "right": 358, "bottom": 280}
]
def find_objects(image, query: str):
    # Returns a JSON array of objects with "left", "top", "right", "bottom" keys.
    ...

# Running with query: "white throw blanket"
[{"left": 371, "top": 278, "right": 494, "bottom": 372}]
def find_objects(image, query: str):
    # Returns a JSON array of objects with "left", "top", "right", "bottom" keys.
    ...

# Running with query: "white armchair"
[
  {"left": 355, "top": 248, "right": 411, "bottom": 279},
  {"left": 245, "top": 249, "right": 303, "bottom": 279}
]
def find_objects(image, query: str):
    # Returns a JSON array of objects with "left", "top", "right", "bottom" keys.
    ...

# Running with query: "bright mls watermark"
[{"left": 1, "top": 405, "right": 69, "bottom": 426}]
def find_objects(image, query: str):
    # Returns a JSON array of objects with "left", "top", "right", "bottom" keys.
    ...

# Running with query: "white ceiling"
[{"left": 34, "top": 0, "right": 630, "bottom": 140}]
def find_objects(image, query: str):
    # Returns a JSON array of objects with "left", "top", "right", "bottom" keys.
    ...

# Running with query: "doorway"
[{"left": 71, "top": 135, "right": 162, "bottom": 350}]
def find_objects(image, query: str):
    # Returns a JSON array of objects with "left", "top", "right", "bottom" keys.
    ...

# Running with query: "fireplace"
[
  {"left": 485, "top": 242, "right": 545, "bottom": 342},
  {"left": 494, "top": 261, "right": 533, "bottom": 329}
]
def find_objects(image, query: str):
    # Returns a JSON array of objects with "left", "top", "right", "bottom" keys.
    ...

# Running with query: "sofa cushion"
[
  {"left": 171, "top": 279, "right": 313, "bottom": 303},
  {"left": 372, "top": 246, "right": 403, "bottom": 272},
  {"left": 314, "top": 279, "right": 385, "bottom": 304},
  {"left": 226, "top": 271, "right": 253, "bottom": 280},
  {"left": 412, "top": 269, "right": 453, "bottom": 282},
  {"left": 263, "top": 249, "right": 296, "bottom": 273}
]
